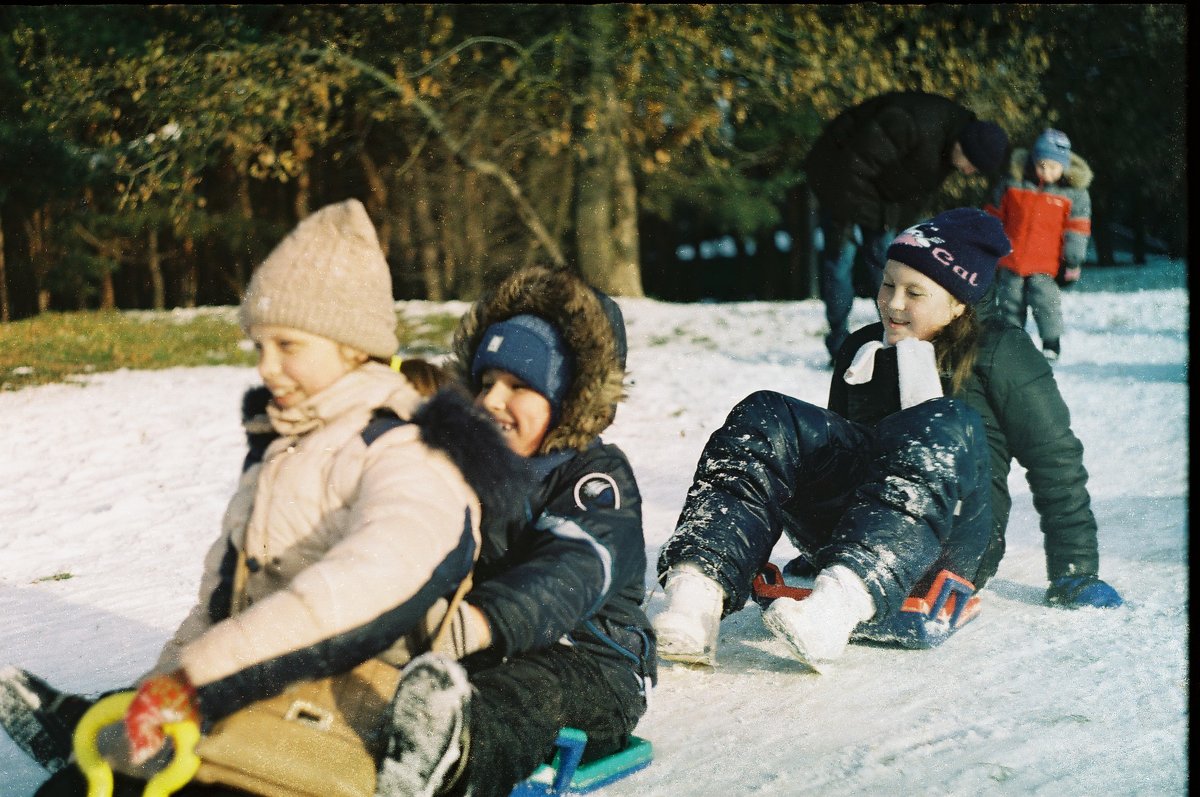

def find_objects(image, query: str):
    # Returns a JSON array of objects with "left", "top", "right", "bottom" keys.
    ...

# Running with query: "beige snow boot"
[
  {"left": 761, "top": 564, "right": 875, "bottom": 672},
  {"left": 651, "top": 563, "right": 725, "bottom": 666}
]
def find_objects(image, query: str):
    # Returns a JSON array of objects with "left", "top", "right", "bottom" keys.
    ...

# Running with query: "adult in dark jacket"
[
  {"left": 805, "top": 91, "right": 1009, "bottom": 360},
  {"left": 653, "top": 209, "right": 1006, "bottom": 672},
  {"left": 375, "top": 266, "right": 653, "bottom": 797}
]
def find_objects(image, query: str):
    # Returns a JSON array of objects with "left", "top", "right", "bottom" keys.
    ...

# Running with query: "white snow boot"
[
  {"left": 375, "top": 652, "right": 472, "bottom": 797},
  {"left": 762, "top": 564, "right": 876, "bottom": 672},
  {"left": 651, "top": 564, "right": 725, "bottom": 666},
  {"left": 0, "top": 666, "right": 94, "bottom": 774}
]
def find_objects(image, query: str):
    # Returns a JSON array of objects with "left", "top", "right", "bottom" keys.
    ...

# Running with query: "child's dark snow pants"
[
  {"left": 449, "top": 645, "right": 646, "bottom": 797},
  {"left": 657, "top": 391, "right": 992, "bottom": 620}
]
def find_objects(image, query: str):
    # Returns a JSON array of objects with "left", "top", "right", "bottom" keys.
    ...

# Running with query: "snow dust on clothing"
[{"left": 831, "top": 319, "right": 1103, "bottom": 588}]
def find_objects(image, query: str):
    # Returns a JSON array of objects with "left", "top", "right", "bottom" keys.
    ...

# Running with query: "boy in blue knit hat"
[{"left": 987, "top": 128, "right": 1094, "bottom": 362}]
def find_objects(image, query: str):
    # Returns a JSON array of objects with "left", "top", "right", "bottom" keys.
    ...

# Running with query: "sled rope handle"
[{"left": 73, "top": 691, "right": 202, "bottom": 797}]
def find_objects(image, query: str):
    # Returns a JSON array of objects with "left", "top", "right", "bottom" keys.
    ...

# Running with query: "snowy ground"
[{"left": 0, "top": 258, "right": 1188, "bottom": 795}]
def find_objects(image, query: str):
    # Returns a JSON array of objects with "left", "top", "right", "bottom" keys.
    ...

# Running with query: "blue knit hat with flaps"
[
  {"left": 472, "top": 314, "right": 574, "bottom": 421},
  {"left": 886, "top": 208, "right": 1011, "bottom": 305},
  {"left": 1032, "top": 128, "right": 1072, "bottom": 169}
]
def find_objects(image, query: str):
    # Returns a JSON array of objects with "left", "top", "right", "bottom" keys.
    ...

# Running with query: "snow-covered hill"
[{"left": 1, "top": 258, "right": 1187, "bottom": 795}]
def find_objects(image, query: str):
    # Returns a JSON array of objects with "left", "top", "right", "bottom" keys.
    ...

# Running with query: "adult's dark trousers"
[
  {"left": 657, "top": 391, "right": 991, "bottom": 620},
  {"left": 448, "top": 645, "right": 647, "bottom": 797},
  {"left": 818, "top": 214, "right": 890, "bottom": 359}
]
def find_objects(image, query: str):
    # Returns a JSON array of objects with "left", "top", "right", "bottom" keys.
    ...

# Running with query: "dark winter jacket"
[
  {"left": 449, "top": 266, "right": 654, "bottom": 686},
  {"left": 987, "top": 148, "right": 1094, "bottom": 276},
  {"left": 804, "top": 92, "right": 980, "bottom": 231},
  {"left": 471, "top": 442, "right": 654, "bottom": 683},
  {"left": 830, "top": 320, "right": 1101, "bottom": 585}
]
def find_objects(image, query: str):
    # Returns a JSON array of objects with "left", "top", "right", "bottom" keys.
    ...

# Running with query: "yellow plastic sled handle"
[{"left": 72, "top": 691, "right": 202, "bottom": 797}]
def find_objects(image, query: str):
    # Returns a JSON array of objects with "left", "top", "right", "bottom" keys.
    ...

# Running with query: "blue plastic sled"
[
  {"left": 510, "top": 728, "right": 653, "bottom": 796},
  {"left": 752, "top": 564, "right": 981, "bottom": 649}
]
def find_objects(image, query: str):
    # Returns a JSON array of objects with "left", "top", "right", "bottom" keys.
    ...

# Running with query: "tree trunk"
[
  {"left": 25, "top": 210, "right": 51, "bottom": 313},
  {"left": 574, "top": 5, "right": 643, "bottom": 296},
  {"left": 460, "top": 143, "right": 486, "bottom": 300},
  {"left": 147, "top": 227, "right": 165, "bottom": 310},
  {"left": 785, "top": 185, "right": 819, "bottom": 300},
  {"left": 0, "top": 209, "right": 8, "bottom": 322},
  {"left": 236, "top": 168, "right": 255, "bottom": 290},
  {"left": 293, "top": 132, "right": 313, "bottom": 221},
  {"left": 359, "top": 147, "right": 391, "bottom": 257},
  {"left": 411, "top": 156, "right": 443, "bottom": 301},
  {"left": 180, "top": 236, "right": 198, "bottom": 308},
  {"left": 574, "top": 11, "right": 616, "bottom": 289},
  {"left": 609, "top": 119, "right": 644, "bottom": 297},
  {"left": 99, "top": 266, "right": 116, "bottom": 310}
]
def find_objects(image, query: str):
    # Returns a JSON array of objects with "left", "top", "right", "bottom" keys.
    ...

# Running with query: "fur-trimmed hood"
[
  {"left": 450, "top": 267, "right": 626, "bottom": 454},
  {"left": 1010, "top": 147, "right": 1094, "bottom": 190}
]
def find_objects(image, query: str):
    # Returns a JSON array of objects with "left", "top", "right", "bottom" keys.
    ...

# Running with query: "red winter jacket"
[{"left": 986, "top": 149, "right": 1093, "bottom": 278}]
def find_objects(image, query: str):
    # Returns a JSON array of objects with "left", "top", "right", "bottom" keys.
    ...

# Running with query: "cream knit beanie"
[{"left": 239, "top": 199, "right": 400, "bottom": 359}]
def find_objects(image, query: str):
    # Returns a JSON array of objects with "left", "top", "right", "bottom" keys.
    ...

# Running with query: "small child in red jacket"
[{"left": 987, "top": 128, "right": 1093, "bottom": 362}]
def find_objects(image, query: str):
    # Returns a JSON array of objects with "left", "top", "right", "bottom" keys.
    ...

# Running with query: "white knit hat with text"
[{"left": 239, "top": 199, "right": 399, "bottom": 359}]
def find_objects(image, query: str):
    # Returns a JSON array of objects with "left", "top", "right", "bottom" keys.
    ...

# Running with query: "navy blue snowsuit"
[
  {"left": 455, "top": 441, "right": 653, "bottom": 797},
  {"left": 657, "top": 391, "right": 992, "bottom": 620}
]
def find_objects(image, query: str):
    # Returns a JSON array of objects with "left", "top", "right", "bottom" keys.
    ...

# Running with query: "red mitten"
[{"left": 123, "top": 670, "right": 199, "bottom": 765}]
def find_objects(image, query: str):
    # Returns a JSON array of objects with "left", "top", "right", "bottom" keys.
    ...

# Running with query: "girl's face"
[
  {"left": 476, "top": 369, "right": 553, "bottom": 457},
  {"left": 877, "top": 260, "right": 965, "bottom": 345},
  {"left": 250, "top": 324, "right": 368, "bottom": 409},
  {"left": 1035, "top": 158, "right": 1065, "bottom": 185}
]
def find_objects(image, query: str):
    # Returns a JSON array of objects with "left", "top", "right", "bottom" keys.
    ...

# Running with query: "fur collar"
[
  {"left": 450, "top": 267, "right": 626, "bottom": 454},
  {"left": 1008, "top": 147, "right": 1094, "bottom": 190}
]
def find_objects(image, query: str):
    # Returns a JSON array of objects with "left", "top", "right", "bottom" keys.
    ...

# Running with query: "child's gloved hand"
[
  {"left": 421, "top": 598, "right": 493, "bottom": 659},
  {"left": 1059, "top": 265, "right": 1082, "bottom": 287},
  {"left": 1046, "top": 575, "right": 1123, "bottom": 608},
  {"left": 123, "top": 670, "right": 199, "bottom": 765}
]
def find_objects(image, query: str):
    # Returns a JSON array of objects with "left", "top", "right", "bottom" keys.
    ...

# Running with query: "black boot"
[
  {"left": 375, "top": 653, "right": 472, "bottom": 797},
  {"left": 0, "top": 666, "right": 96, "bottom": 773}
]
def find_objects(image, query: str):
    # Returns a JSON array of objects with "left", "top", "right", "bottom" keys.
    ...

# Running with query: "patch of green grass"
[
  {"left": 397, "top": 312, "right": 463, "bottom": 358},
  {"left": 32, "top": 572, "right": 74, "bottom": 583},
  {"left": 1, "top": 308, "right": 464, "bottom": 391}
]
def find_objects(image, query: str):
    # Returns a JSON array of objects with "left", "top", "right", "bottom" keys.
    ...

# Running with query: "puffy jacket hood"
[
  {"left": 1012, "top": 147, "right": 1094, "bottom": 190},
  {"left": 450, "top": 267, "right": 626, "bottom": 454}
]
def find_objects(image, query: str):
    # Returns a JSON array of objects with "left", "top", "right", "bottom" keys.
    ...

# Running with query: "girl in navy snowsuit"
[
  {"left": 653, "top": 209, "right": 1006, "bottom": 671},
  {"left": 375, "top": 266, "right": 654, "bottom": 797}
]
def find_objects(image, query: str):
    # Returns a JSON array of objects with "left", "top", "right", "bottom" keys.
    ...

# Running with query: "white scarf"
[{"left": 843, "top": 334, "right": 944, "bottom": 409}]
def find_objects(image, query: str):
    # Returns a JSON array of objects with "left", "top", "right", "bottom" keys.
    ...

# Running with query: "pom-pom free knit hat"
[
  {"left": 472, "top": 314, "right": 574, "bottom": 422},
  {"left": 1032, "top": 128, "right": 1072, "bottom": 169},
  {"left": 239, "top": 199, "right": 399, "bottom": 359},
  {"left": 886, "top": 207, "right": 1011, "bottom": 305},
  {"left": 957, "top": 120, "right": 1009, "bottom": 177}
]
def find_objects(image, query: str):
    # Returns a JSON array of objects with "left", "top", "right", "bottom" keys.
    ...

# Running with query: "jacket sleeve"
[
  {"left": 469, "top": 448, "right": 644, "bottom": 656},
  {"left": 180, "top": 430, "right": 480, "bottom": 721},
  {"left": 982, "top": 328, "right": 1101, "bottom": 579},
  {"left": 1062, "top": 188, "right": 1092, "bottom": 268},
  {"left": 834, "top": 106, "right": 923, "bottom": 229}
]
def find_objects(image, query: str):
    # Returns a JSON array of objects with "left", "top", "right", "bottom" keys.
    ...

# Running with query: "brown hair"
[
  {"left": 393, "top": 357, "right": 454, "bottom": 398},
  {"left": 932, "top": 306, "right": 981, "bottom": 397}
]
